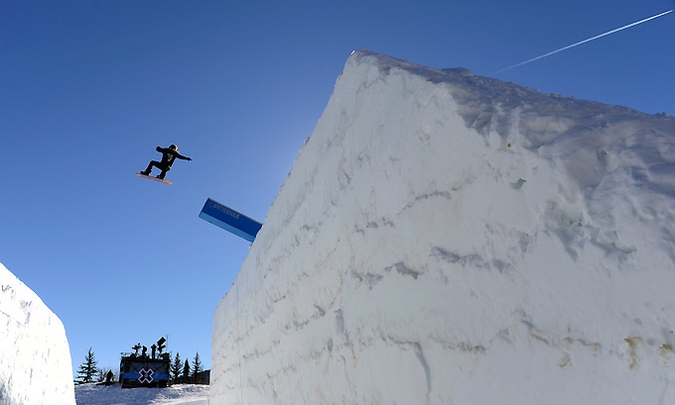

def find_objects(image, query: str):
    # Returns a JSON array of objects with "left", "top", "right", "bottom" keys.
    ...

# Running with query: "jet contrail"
[{"left": 493, "top": 9, "right": 673, "bottom": 75}]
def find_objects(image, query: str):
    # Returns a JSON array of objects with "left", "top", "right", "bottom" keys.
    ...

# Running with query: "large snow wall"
[
  {"left": 0, "top": 262, "right": 75, "bottom": 405},
  {"left": 211, "top": 50, "right": 675, "bottom": 405}
]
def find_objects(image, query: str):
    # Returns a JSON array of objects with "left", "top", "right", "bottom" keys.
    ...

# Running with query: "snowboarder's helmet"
[{"left": 170, "top": 144, "right": 177, "bottom": 150}]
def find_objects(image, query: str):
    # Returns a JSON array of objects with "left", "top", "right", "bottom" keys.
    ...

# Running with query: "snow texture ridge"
[
  {"left": 211, "top": 49, "right": 675, "bottom": 404},
  {"left": 75, "top": 383, "right": 208, "bottom": 405},
  {"left": 0, "top": 262, "right": 75, "bottom": 405}
]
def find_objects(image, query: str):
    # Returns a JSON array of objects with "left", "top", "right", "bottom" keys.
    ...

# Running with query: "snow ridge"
[
  {"left": 211, "top": 50, "right": 675, "bottom": 405},
  {"left": 74, "top": 383, "right": 209, "bottom": 405},
  {"left": 1, "top": 262, "right": 75, "bottom": 405}
]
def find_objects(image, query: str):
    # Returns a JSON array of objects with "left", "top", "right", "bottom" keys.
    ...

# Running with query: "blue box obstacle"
[{"left": 199, "top": 198, "right": 262, "bottom": 242}]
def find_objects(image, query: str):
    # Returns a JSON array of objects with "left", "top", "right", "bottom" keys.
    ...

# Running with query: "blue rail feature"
[{"left": 199, "top": 198, "right": 262, "bottom": 242}]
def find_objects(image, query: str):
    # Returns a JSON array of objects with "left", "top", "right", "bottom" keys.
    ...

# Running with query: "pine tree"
[
  {"left": 182, "top": 359, "right": 191, "bottom": 383},
  {"left": 170, "top": 352, "right": 182, "bottom": 382},
  {"left": 75, "top": 347, "right": 99, "bottom": 384},
  {"left": 192, "top": 352, "right": 204, "bottom": 382}
]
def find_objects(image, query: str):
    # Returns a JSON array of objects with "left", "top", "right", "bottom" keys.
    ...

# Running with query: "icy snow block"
[
  {"left": 0, "top": 262, "right": 75, "bottom": 405},
  {"left": 199, "top": 198, "right": 262, "bottom": 242},
  {"left": 210, "top": 50, "right": 675, "bottom": 405}
]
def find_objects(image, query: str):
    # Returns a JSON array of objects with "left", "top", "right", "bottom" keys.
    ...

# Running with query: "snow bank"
[
  {"left": 211, "top": 50, "right": 675, "bottom": 404},
  {"left": 74, "top": 383, "right": 208, "bottom": 405},
  {"left": 0, "top": 262, "right": 75, "bottom": 405}
]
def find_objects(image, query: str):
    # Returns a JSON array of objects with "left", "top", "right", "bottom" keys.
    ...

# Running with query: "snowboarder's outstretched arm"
[{"left": 175, "top": 152, "right": 192, "bottom": 161}]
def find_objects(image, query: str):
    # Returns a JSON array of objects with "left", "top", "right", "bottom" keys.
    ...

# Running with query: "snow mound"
[
  {"left": 74, "top": 383, "right": 208, "bottom": 405},
  {"left": 211, "top": 50, "right": 675, "bottom": 404},
  {"left": 0, "top": 262, "right": 75, "bottom": 405}
]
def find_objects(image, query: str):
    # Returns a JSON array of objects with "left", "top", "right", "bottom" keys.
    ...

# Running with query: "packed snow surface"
[
  {"left": 74, "top": 383, "right": 208, "bottom": 405},
  {"left": 211, "top": 50, "right": 675, "bottom": 404},
  {"left": 0, "top": 262, "right": 75, "bottom": 405}
]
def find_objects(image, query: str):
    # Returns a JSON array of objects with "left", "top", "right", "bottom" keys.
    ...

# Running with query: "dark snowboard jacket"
[{"left": 156, "top": 146, "right": 190, "bottom": 169}]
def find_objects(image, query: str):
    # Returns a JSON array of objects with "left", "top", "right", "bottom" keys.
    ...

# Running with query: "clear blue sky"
[{"left": 1, "top": 0, "right": 673, "bottom": 377}]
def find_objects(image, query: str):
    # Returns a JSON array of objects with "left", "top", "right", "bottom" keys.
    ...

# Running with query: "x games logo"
[{"left": 138, "top": 368, "right": 154, "bottom": 384}]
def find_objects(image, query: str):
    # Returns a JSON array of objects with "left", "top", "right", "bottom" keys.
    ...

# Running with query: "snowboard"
[{"left": 136, "top": 172, "right": 172, "bottom": 185}]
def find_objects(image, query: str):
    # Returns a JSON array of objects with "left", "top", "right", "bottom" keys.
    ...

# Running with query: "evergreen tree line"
[
  {"left": 170, "top": 351, "right": 205, "bottom": 384},
  {"left": 75, "top": 347, "right": 206, "bottom": 385}
]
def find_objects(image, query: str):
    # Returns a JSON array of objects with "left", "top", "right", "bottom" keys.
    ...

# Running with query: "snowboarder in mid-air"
[{"left": 139, "top": 144, "right": 192, "bottom": 180}]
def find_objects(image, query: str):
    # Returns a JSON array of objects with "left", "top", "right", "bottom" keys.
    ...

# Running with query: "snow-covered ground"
[
  {"left": 0, "top": 262, "right": 75, "bottom": 405},
  {"left": 75, "top": 384, "right": 208, "bottom": 405},
  {"left": 211, "top": 50, "right": 675, "bottom": 404}
]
